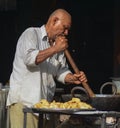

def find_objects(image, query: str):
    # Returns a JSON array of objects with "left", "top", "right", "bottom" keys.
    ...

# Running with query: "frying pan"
[{"left": 62, "top": 82, "right": 120, "bottom": 111}]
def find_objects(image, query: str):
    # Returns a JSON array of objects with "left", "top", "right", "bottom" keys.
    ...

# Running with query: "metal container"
[
  {"left": 0, "top": 86, "right": 9, "bottom": 128},
  {"left": 110, "top": 77, "right": 120, "bottom": 94}
]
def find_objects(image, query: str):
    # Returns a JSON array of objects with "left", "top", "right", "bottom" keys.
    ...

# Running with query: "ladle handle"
[{"left": 64, "top": 49, "right": 95, "bottom": 97}]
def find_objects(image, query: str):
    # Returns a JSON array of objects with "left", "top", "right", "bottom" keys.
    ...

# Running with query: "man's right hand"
[{"left": 54, "top": 36, "right": 68, "bottom": 52}]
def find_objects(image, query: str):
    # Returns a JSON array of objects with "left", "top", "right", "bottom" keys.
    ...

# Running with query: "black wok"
[{"left": 62, "top": 82, "right": 120, "bottom": 111}]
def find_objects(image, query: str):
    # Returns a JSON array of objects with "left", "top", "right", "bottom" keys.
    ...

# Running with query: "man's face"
[{"left": 52, "top": 16, "right": 71, "bottom": 41}]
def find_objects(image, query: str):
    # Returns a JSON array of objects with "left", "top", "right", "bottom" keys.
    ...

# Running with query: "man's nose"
[{"left": 64, "top": 30, "right": 69, "bottom": 36}]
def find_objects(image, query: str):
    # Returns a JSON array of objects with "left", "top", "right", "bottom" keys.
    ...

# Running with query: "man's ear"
[{"left": 53, "top": 17, "right": 59, "bottom": 25}]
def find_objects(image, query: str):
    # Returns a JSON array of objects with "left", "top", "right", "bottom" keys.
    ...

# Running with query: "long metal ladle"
[{"left": 64, "top": 49, "right": 95, "bottom": 97}]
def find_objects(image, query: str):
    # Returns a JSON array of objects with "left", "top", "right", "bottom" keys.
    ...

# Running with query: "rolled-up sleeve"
[
  {"left": 25, "top": 49, "right": 39, "bottom": 67},
  {"left": 57, "top": 70, "right": 71, "bottom": 84}
]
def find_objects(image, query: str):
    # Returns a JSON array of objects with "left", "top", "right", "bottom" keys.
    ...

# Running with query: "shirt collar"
[{"left": 41, "top": 25, "right": 48, "bottom": 41}]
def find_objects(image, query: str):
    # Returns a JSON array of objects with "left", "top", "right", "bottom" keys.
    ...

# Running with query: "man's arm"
[{"left": 35, "top": 36, "right": 68, "bottom": 65}]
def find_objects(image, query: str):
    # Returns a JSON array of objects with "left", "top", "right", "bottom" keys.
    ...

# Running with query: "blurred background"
[{"left": 0, "top": 0, "right": 120, "bottom": 93}]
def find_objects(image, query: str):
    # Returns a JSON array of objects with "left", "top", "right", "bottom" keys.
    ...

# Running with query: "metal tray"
[{"left": 31, "top": 108, "right": 96, "bottom": 114}]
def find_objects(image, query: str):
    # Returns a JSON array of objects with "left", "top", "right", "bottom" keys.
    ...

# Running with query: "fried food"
[
  {"left": 34, "top": 97, "right": 92, "bottom": 109},
  {"left": 34, "top": 99, "right": 49, "bottom": 108}
]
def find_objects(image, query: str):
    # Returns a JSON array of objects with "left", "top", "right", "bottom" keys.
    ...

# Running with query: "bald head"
[
  {"left": 46, "top": 9, "right": 72, "bottom": 27},
  {"left": 49, "top": 9, "right": 71, "bottom": 20}
]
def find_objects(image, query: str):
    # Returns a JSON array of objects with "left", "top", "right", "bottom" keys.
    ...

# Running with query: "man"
[{"left": 6, "top": 8, "right": 88, "bottom": 128}]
